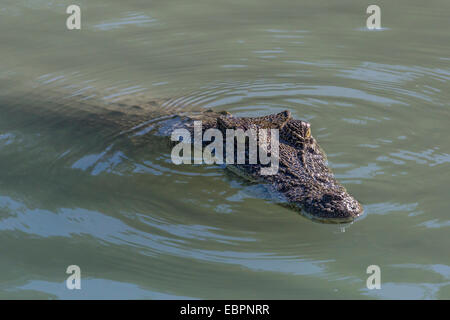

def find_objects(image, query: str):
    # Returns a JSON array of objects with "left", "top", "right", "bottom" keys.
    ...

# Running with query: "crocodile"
[
  {"left": 91, "top": 104, "right": 363, "bottom": 223},
  {"left": 1, "top": 87, "right": 363, "bottom": 223},
  {"left": 167, "top": 109, "right": 363, "bottom": 223}
]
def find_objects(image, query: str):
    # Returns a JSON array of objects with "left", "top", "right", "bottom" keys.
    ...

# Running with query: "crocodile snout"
[{"left": 300, "top": 192, "right": 363, "bottom": 223}]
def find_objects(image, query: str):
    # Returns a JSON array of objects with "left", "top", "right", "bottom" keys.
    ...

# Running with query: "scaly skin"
[{"left": 177, "top": 109, "right": 363, "bottom": 223}]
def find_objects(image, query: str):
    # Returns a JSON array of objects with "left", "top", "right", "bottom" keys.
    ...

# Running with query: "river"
[{"left": 0, "top": 0, "right": 449, "bottom": 299}]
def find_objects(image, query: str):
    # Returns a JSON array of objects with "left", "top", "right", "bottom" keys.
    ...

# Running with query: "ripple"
[
  {"left": 18, "top": 279, "right": 194, "bottom": 299},
  {"left": 93, "top": 12, "right": 156, "bottom": 31},
  {"left": 418, "top": 219, "right": 450, "bottom": 229},
  {"left": 378, "top": 149, "right": 450, "bottom": 167},
  {"left": 364, "top": 202, "right": 419, "bottom": 216}
]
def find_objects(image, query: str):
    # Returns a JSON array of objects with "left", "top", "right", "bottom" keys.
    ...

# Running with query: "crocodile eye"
[{"left": 305, "top": 127, "right": 311, "bottom": 138}]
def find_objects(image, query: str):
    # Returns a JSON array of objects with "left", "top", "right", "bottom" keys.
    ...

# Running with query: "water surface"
[{"left": 0, "top": 0, "right": 449, "bottom": 299}]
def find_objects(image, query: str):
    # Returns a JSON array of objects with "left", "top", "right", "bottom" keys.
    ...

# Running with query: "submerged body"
[{"left": 4, "top": 87, "right": 362, "bottom": 223}]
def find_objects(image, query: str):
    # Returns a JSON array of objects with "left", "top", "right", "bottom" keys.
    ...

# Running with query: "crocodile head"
[
  {"left": 277, "top": 115, "right": 363, "bottom": 223},
  {"left": 211, "top": 110, "right": 363, "bottom": 223}
]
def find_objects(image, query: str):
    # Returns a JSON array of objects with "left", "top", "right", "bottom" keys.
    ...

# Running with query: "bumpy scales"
[{"left": 176, "top": 109, "right": 363, "bottom": 223}]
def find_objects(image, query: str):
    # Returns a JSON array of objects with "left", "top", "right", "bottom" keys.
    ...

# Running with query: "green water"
[{"left": 0, "top": 0, "right": 449, "bottom": 299}]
